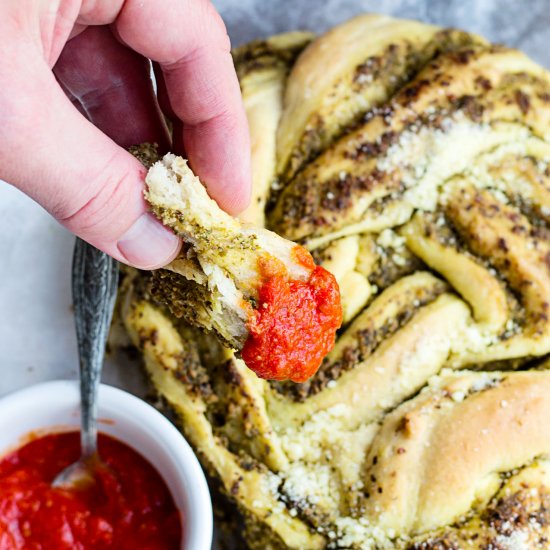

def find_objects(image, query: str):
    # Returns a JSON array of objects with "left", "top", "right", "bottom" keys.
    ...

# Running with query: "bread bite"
[{"left": 144, "top": 153, "right": 342, "bottom": 382}]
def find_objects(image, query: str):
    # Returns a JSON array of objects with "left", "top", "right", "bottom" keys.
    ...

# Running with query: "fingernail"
[{"left": 117, "top": 212, "right": 181, "bottom": 269}]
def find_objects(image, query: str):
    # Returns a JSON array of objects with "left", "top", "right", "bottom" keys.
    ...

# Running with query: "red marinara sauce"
[
  {"left": 242, "top": 245, "right": 342, "bottom": 382},
  {"left": 0, "top": 432, "right": 182, "bottom": 550}
]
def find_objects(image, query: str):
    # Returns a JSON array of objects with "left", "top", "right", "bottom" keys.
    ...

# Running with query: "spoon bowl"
[{"left": 52, "top": 454, "right": 109, "bottom": 490}]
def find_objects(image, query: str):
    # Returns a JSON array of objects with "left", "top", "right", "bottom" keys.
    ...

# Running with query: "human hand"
[{"left": 0, "top": 0, "right": 251, "bottom": 269}]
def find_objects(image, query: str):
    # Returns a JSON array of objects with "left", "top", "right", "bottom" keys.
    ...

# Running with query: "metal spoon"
[{"left": 53, "top": 238, "right": 119, "bottom": 489}]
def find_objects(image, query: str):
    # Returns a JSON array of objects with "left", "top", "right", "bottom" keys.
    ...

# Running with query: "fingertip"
[
  {"left": 229, "top": 152, "right": 253, "bottom": 215},
  {"left": 183, "top": 117, "right": 252, "bottom": 216},
  {"left": 116, "top": 212, "right": 182, "bottom": 269},
  {"left": 194, "top": 160, "right": 252, "bottom": 216},
  {"left": 217, "top": 174, "right": 252, "bottom": 216}
]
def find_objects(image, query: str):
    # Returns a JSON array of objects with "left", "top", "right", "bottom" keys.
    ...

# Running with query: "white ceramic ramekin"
[{"left": 0, "top": 380, "right": 212, "bottom": 550}]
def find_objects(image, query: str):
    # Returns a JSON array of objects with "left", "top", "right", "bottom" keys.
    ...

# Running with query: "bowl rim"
[{"left": 0, "top": 379, "right": 213, "bottom": 550}]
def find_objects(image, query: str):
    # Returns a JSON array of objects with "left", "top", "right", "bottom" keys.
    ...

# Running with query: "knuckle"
[{"left": 59, "top": 155, "right": 144, "bottom": 241}]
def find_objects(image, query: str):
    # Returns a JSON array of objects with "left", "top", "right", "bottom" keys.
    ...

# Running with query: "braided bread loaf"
[{"left": 121, "top": 14, "right": 550, "bottom": 549}]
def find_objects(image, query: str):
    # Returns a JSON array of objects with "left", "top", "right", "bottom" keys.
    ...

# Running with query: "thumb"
[{"left": 0, "top": 49, "right": 180, "bottom": 270}]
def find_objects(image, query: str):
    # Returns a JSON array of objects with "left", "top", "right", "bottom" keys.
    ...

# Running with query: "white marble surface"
[{"left": 1, "top": 0, "right": 550, "bottom": 398}]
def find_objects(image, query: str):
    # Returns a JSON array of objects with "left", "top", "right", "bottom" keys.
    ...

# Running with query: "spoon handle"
[{"left": 72, "top": 239, "right": 119, "bottom": 459}]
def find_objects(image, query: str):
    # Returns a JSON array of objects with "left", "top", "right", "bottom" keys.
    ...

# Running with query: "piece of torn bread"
[{"left": 144, "top": 153, "right": 341, "bottom": 381}]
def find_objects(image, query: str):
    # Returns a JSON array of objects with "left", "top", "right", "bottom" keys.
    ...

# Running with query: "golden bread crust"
[{"left": 120, "top": 14, "right": 550, "bottom": 549}]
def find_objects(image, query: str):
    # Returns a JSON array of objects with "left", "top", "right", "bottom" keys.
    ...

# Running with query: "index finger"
[{"left": 112, "top": 0, "right": 251, "bottom": 215}]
